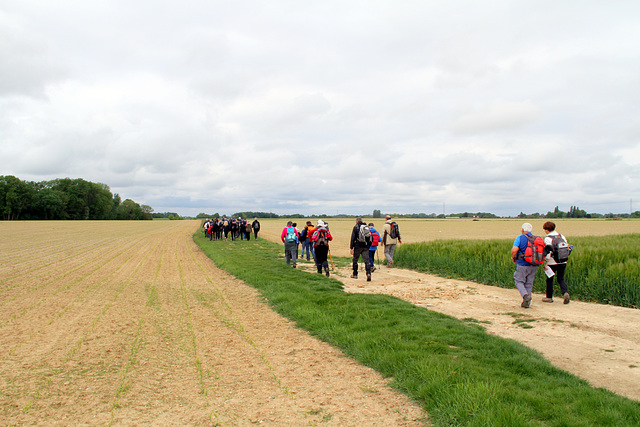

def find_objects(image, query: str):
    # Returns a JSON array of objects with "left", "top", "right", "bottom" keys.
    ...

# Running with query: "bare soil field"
[
  {"left": 258, "top": 218, "right": 640, "bottom": 401},
  {"left": 0, "top": 220, "right": 426, "bottom": 425}
]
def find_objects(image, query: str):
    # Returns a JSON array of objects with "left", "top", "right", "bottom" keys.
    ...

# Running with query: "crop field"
[{"left": 0, "top": 220, "right": 426, "bottom": 425}]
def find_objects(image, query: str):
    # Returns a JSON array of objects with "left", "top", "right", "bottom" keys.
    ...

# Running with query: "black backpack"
[
  {"left": 389, "top": 221, "right": 400, "bottom": 239},
  {"left": 549, "top": 234, "right": 571, "bottom": 263}
]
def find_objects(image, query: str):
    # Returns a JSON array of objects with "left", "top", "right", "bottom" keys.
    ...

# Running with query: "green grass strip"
[
  {"left": 395, "top": 235, "right": 640, "bottom": 308},
  {"left": 194, "top": 233, "right": 640, "bottom": 426}
]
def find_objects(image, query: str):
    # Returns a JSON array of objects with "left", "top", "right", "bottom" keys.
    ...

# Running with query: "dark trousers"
[
  {"left": 352, "top": 246, "right": 371, "bottom": 275},
  {"left": 315, "top": 245, "right": 329, "bottom": 272},
  {"left": 546, "top": 263, "right": 568, "bottom": 297}
]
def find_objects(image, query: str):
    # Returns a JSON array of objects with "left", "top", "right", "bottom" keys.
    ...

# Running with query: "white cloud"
[{"left": 1, "top": 1, "right": 640, "bottom": 216}]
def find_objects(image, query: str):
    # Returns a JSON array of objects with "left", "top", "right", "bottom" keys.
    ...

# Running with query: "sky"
[{"left": 1, "top": 1, "right": 639, "bottom": 217}]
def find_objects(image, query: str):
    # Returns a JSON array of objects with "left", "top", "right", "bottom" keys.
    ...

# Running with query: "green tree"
[{"left": 0, "top": 175, "right": 36, "bottom": 220}]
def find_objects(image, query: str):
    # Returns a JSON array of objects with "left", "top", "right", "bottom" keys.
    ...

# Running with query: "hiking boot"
[
  {"left": 366, "top": 274, "right": 371, "bottom": 282},
  {"left": 542, "top": 297, "right": 554, "bottom": 303},
  {"left": 563, "top": 293, "right": 570, "bottom": 304},
  {"left": 325, "top": 268, "right": 330, "bottom": 277},
  {"left": 350, "top": 274, "right": 358, "bottom": 279},
  {"left": 521, "top": 293, "right": 532, "bottom": 308},
  {"left": 293, "top": 264, "right": 297, "bottom": 268},
  {"left": 387, "top": 261, "right": 393, "bottom": 268},
  {"left": 371, "top": 266, "right": 376, "bottom": 272}
]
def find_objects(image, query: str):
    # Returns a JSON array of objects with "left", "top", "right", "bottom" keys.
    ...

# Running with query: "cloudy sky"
[{"left": 2, "top": 1, "right": 639, "bottom": 217}]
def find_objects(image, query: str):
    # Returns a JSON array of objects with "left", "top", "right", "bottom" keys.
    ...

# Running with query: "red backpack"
[
  {"left": 521, "top": 234, "right": 546, "bottom": 266},
  {"left": 371, "top": 231, "right": 380, "bottom": 247}
]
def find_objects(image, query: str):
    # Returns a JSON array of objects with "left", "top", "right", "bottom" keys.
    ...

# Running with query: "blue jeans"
[{"left": 300, "top": 239, "right": 315, "bottom": 260}]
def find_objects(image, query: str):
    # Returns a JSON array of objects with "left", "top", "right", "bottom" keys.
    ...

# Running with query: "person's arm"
[{"left": 511, "top": 244, "right": 520, "bottom": 263}]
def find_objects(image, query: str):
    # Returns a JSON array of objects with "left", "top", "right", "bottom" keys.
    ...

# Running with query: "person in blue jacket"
[
  {"left": 510, "top": 222, "right": 538, "bottom": 308},
  {"left": 368, "top": 223, "right": 381, "bottom": 272}
]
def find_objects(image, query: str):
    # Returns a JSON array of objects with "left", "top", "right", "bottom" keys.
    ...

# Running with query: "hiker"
[
  {"left": 311, "top": 220, "right": 333, "bottom": 276},
  {"left": 350, "top": 217, "right": 372, "bottom": 281},
  {"left": 222, "top": 217, "right": 230, "bottom": 240},
  {"left": 511, "top": 222, "right": 538, "bottom": 308},
  {"left": 251, "top": 218, "right": 260, "bottom": 240},
  {"left": 300, "top": 220, "right": 315, "bottom": 261},
  {"left": 229, "top": 218, "right": 238, "bottom": 241},
  {"left": 280, "top": 221, "right": 299, "bottom": 268},
  {"left": 292, "top": 223, "right": 301, "bottom": 257},
  {"left": 238, "top": 217, "right": 246, "bottom": 240},
  {"left": 382, "top": 215, "right": 402, "bottom": 267},
  {"left": 244, "top": 220, "right": 252, "bottom": 240},
  {"left": 368, "top": 223, "right": 381, "bottom": 272},
  {"left": 207, "top": 220, "right": 215, "bottom": 241},
  {"left": 203, "top": 219, "right": 211, "bottom": 239},
  {"left": 542, "top": 221, "right": 571, "bottom": 304}
]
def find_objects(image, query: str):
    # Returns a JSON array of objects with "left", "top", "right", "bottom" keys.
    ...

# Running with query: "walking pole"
[{"left": 328, "top": 248, "right": 334, "bottom": 270}]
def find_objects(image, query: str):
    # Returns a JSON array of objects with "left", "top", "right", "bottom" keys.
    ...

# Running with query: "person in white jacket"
[{"left": 542, "top": 221, "right": 570, "bottom": 304}]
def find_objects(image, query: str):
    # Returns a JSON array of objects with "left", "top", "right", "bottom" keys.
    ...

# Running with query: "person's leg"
[
  {"left": 545, "top": 273, "right": 555, "bottom": 299},
  {"left": 384, "top": 245, "right": 392, "bottom": 264},
  {"left": 362, "top": 248, "right": 371, "bottom": 277},
  {"left": 553, "top": 263, "right": 568, "bottom": 294},
  {"left": 514, "top": 265, "right": 534, "bottom": 308},
  {"left": 369, "top": 250, "right": 375, "bottom": 269},
  {"left": 352, "top": 251, "right": 359, "bottom": 277},
  {"left": 524, "top": 265, "right": 536, "bottom": 297},
  {"left": 513, "top": 266, "right": 528, "bottom": 297},
  {"left": 316, "top": 246, "right": 328, "bottom": 274},
  {"left": 553, "top": 263, "right": 569, "bottom": 302}
]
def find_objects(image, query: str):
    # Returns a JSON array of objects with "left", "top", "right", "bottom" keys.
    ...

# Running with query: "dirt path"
[
  {"left": 297, "top": 260, "right": 640, "bottom": 402},
  {"left": 0, "top": 221, "right": 427, "bottom": 425}
]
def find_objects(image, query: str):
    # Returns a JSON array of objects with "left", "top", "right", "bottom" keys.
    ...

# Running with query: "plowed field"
[{"left": 0, "top": 220, "right": 426, "bottom": 425}]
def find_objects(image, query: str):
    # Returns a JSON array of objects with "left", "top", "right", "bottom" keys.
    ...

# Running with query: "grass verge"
[{"left": 194, "top": 233, "right": 640, "bottom": 426}]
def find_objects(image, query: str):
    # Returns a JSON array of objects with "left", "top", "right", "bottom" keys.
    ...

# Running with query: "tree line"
[{"left": 0, "top": 175, "right": 153, "bottom": 220}]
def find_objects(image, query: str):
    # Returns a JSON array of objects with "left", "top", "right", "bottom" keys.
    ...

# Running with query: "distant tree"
[
  {"left": 567, "top": 205, "right": 587, "bottom": 218},
  {"left": 545, "top": 206, "right": 565, "bottom": 218},
  {"left": 373, "top": 209, "right": 381, "bottom": 218},
  {"left": 115, "top": 199, "right": 143, "bottom": 220}
]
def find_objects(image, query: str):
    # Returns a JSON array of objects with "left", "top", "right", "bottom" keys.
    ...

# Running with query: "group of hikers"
[
  {"left": 512, "top": 221, "right": 572, "bottom": 308},
  {"left": 280, "top": 215, "right": 402, "bottom": 281},
  {"left": 203, "top": 217, "right": 261, "bottom": 241},
  {"left": 203, "top": 215, "right": 572, "bottom": 308}
]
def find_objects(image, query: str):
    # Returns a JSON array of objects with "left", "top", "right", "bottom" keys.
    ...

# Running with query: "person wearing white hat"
[{"left": 311, "top": 220, "right": 332, "bottom": 276}]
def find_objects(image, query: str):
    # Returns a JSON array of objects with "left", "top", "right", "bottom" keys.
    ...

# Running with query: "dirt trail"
[
  {"left": 299, "top": 260, "right": 640, "bottom": 402},
  {"left": 0, "top": 221, "right": 427, "bottom": 425}
]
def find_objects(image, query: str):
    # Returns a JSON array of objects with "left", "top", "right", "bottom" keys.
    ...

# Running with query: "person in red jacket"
[{"left": 310, "top": 220, "right": 332, "bottom": 276}]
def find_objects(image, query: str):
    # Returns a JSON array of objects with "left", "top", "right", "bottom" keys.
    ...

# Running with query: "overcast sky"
[{"left": 2, "top": 1, "right": 639, "bottom": 217}]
